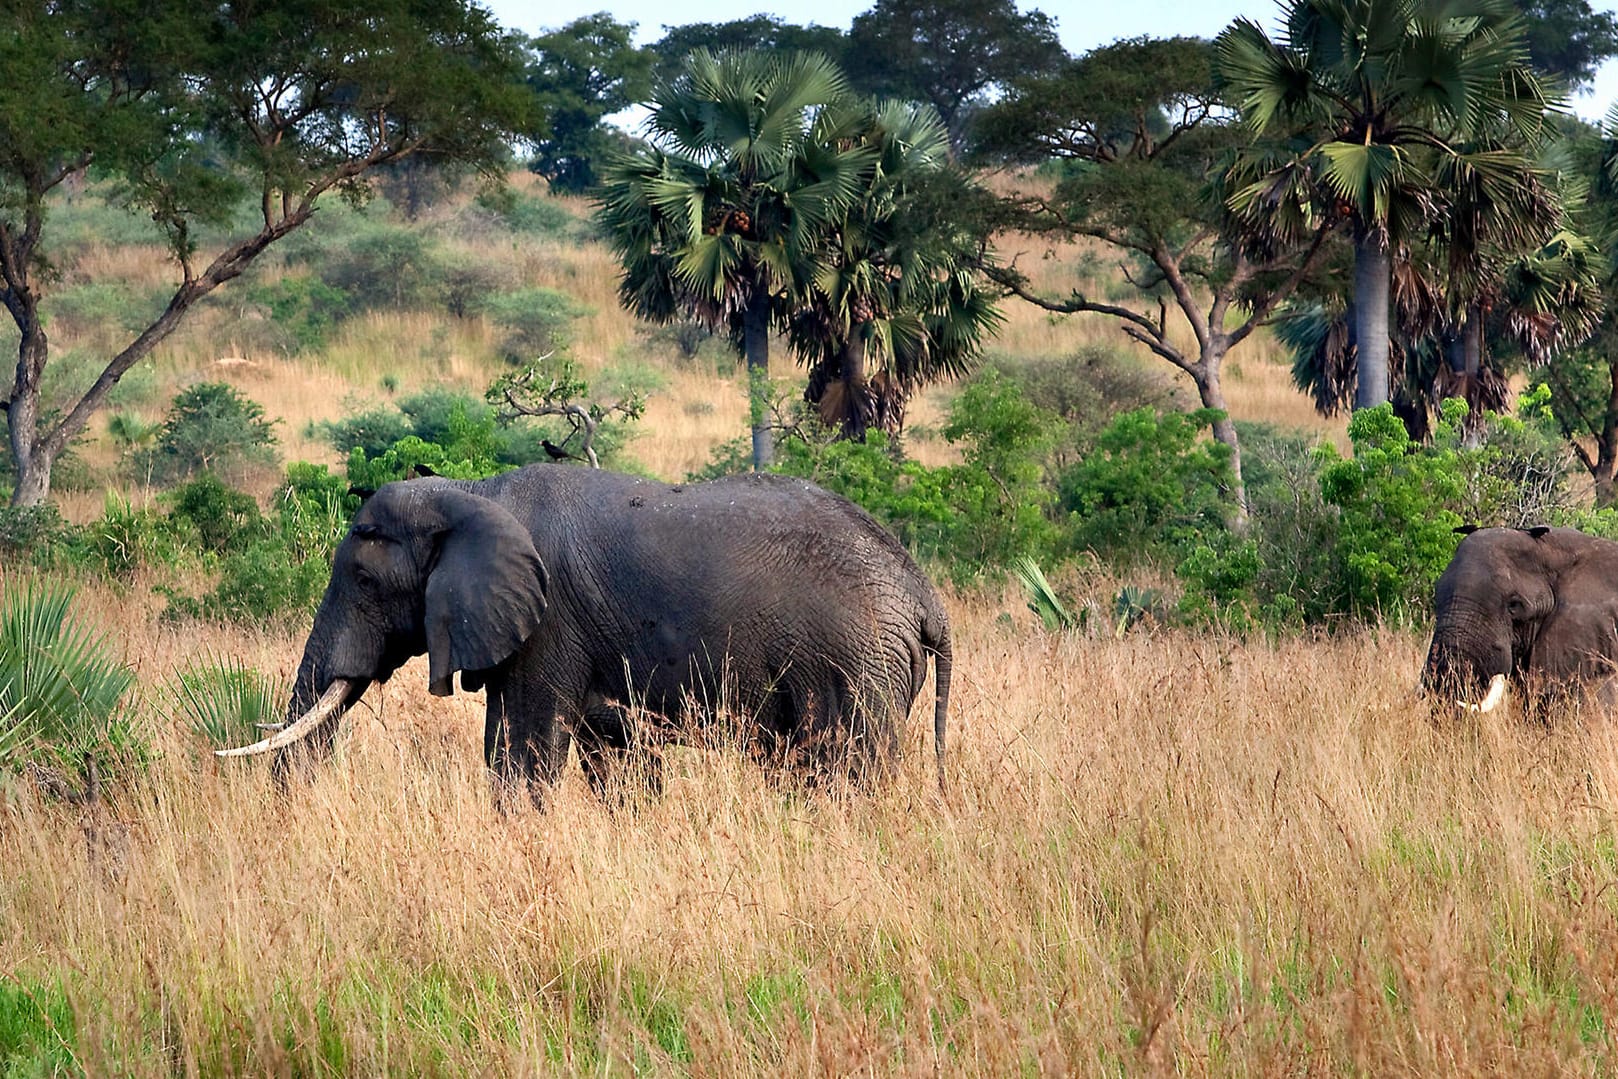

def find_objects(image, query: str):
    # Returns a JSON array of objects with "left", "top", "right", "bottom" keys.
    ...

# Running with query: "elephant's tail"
[{"left": 924, "top": 615, "right": 952, "bottom": 793}]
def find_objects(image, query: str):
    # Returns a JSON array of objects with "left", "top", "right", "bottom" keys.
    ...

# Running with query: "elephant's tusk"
[
  {"left": 1458, "top": 673, "right": 1507, "bottom": 714},
  {"left": 216, "top": 679, "right": 352, "bottom": 758}
]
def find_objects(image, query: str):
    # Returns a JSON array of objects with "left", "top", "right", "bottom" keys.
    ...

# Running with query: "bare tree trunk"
[
  {"left": 744, "top": 287, "right": 772, "bottom": 471},
  {"left": 7, "top": 314, "right": 52, "bottom": 506},
  {"left": 1192, "top": 343, "right": 1248, "bottom": 530},
  {"left": 1353, "top": 231, "right": 1392, "bottom": 412}
]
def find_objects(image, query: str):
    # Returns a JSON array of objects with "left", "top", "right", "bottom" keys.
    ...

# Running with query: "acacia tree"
[
  {"left": 597, "top": 49, "right": 870, "bottom": 470},
  {"left": 844, "top": 0, "right": 1064, "bottom": 157},
  {"left": 525, "top": 14, "right": 654, "bottom": 194},
  {"left": 973, "top": 36, "right": 1333, "bottom": 521},
  {"left": 0, "top": 0, "right": 530, "bottom": 506},
  {"left": 1216, "top": 0, "right": 1559, "bottom": 413}
]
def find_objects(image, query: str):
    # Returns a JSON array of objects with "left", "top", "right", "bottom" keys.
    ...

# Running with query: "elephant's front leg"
[{"left": 484, "top": 669, "right": 575, "bottom": 810}]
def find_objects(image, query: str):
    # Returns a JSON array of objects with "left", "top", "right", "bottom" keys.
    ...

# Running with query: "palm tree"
[
  {"left": 597, "top": 49, "right": 870, "bottom": 469},
  {"left": 1216, "top": 0, "right": 1559, "bottom": 411},
  {"left": 786, "top": 100, "right": 1002, "bottom": 440}
]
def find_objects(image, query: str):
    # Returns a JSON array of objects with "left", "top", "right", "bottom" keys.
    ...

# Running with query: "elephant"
[
  {"left": 1421, "top": 525, "right": 1618, "bottom": 714},
  {"left": 219, "top": 465, "right": 954, "bottom": 799}
]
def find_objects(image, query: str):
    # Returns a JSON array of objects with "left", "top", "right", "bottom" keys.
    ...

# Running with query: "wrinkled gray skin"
[
  {"left": 1423, "top": 526, "right": 1618, "bottom": 711},
  {"left": 276, "top": 466, "right": 952, "bottom": 800}
]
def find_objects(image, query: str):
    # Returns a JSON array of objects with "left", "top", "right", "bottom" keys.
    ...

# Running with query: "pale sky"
[{"left": 482, "top": 0, "right": 1618, "bottom": 122}]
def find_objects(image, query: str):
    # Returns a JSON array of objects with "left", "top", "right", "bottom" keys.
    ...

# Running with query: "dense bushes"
[{"left": 706, "top": 350, "right": 1591, "bottom": 632}]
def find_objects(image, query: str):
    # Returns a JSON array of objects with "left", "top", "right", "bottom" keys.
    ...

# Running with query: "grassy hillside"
[{"left": 11, "top": 178, "right": 1617, "bottom": 1074}]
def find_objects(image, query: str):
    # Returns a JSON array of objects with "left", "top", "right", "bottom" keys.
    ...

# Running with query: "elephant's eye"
[{"left": 1506, "top": 596, "right": 1530, "bottom": 618}]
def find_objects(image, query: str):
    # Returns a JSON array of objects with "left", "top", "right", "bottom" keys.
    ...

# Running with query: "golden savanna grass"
[
  {"left": 5, "top": 583, "right": 1618, "bottom": 1074},
  {"left": 19, "top": 181, "right": 1614, "bottom": 1073}
]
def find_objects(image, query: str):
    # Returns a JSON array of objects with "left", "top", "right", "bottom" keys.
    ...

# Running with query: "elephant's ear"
[
  {"left": 1527, "top": 575, "right": 1618, "bottom": 688},
  {"left": 423, "top": 490, "right": 549, "bottom": 697}
]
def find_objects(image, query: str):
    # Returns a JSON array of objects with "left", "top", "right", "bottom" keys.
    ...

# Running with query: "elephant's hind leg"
[{"left": 576, "top": 694, "right": 664, "bottom": 804}]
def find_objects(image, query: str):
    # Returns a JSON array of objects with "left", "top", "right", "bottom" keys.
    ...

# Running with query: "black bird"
[{"left": 542, "top": 438, "right": 581, "bottom": 462}]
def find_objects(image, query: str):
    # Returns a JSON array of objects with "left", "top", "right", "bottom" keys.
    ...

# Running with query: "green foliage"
[
  {"left": 0, "top": 0, "right": 532, "bottom": 506},
  {"left": 161, "top": 464, "right": 355, "bottom": 628},
  {"left": 274, "top": 463, "right": 357, "bottom": 563},
  {"left": 483, "top": 288, "right": 589, "bottom": 363},
  {"left": 143, "top": 383, "right": 278, "bottom": 486},
  {"left": 73, "top": 491, "right": 182, "bottom": 579},
  {"left": 776, "top": 371, "right": 1056, "bottom": 580},
  {"left": 988, "top": 347, "right": 1182, "bottom": 465},
  {"left": 166, "top": 474, "right": 264, "bottom": 556},
  {"left": 0, "top": 582, "right": 144, "bottom": 783},
  {"left": 242, "top": 275, "right": 352, "bottom": 353},
  {"left": 525, "top": 14, "right": 655, "bottom": 193},
  {"left": 1318, "top": 403, "right": 1470, "bottom": 621},
  {"left": 1061, "top": 407, "right": 1234, "bottom": 565},
  {"left": 318, "top": 226, "right": 443, "bottom": 311},
  {"left": 0, "top": 504, "right": 72, "bottom": 568},
  {"left": 162, "top": 654, "right": 287, "bottom": 751},
  {"left": 473, "top": 188, "right": 580, "bottom": 235},
  {"left": 0, "top": 974, "right": 77, "bottom": 1075},
  {"left": 317, "top": 407, "right": 413, "bottom": 461}
]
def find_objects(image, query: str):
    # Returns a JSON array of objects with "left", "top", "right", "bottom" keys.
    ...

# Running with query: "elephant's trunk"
[{"left": 1423, "top": 627, "right": 1509, "bottom": 713}]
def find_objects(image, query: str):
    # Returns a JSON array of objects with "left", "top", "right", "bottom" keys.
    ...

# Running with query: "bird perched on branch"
[{"left": 542, "top": 438, "right": 582, "bottom": 462}]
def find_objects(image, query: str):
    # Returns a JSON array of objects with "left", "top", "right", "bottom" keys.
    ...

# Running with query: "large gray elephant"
[
  {"left": 1422, "top": 525, "right": 1618, "bottom": 713},
  {"left": 219, "top": 466, "right": 953, "bottom": 798}
]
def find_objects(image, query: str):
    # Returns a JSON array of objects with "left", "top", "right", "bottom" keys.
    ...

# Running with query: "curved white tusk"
[
  {"left": 1458, "top": 673, "right": 1507, "bottom": 714},
  {"left": 216, "top": 679, "right": 352, "bottom": 758}
]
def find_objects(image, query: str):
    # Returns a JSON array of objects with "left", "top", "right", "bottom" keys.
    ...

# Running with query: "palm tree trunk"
[
  {"left": 1462, "top": 303, "right": 1483, "bottom": 378},
  {"left": 839, "top": 331, "right": 874, "bottom": 442},
  {"left": 1597, "top": 354, "right": 1618, "bottom": 508},
  {"left": 1353, "top": 232, "right": 1392, "bottom": 412},
  {"left": 744, "top": 287, "right": 773, "bottom": 471}
]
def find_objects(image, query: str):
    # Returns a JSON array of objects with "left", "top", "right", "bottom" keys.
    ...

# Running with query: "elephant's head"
[
  {"left": 218, "top": 480, "right": 549, "bottom": 760},
  {"left": 1423, "top": 525, "right": 1618, "bottom": 713}
]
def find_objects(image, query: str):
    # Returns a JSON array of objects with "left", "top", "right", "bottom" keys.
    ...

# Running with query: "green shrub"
[
  {"left": 1316, "top": 401, "right": 1470, "bottom": 622},
  {"left": 474, "top": 187, "right": 579, "bottom": 235},
  {"left": 0, "top": 503, "right": 73, "bottom": 568},
  {"left": 71, "top": 491, "right": 182, "bottom": 579},
  {"left": 318, "top": 225, "right": 443, "bottom": 311},
  {"left": 275, "top": 462, "right": 358, "bottom": 562},
  {"left": 143, "top": 382, "right": 278, "bottom": 485},
  {"left": 194, "top": 539, "right": 332, "bottom": 626},
  {"left": 990, "top": 346, "right": 1182, "bottom": 468},
  {"left": 243, "top": 275, "right": 352, "bottom": 353},
  {"left": 1061, "top": 407, "right": 1234, "bottom": 565},
  {"left": 318, "top": 406, "right": 413, "bottom": 460},
  {"left": 0, "top": 582, "right": 145, "bottom": 786},
  {"left": 483, "top": 288, "right": 588, "bottom": 363},
  {"left": 166, "top": 473, "right": 265, "bottom": 555},
  {"left": 775, "top": 372, "right": 1058, "bottom": 581},
  {"left": 162, "top": 463, "right": 355, "bottom": 628}
]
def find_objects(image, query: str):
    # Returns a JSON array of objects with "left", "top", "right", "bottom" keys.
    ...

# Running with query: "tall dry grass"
[{"left": 3, "top": 582, "right": 1617, "bottom": 1073}]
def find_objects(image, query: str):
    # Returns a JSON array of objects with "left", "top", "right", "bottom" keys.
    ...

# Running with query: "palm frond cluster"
[
  {"left": 597, "top": 48, "right": 1000, "bottom": 446},
  {"left": 1217, "top": 0, "right": 1597, "bottom": 426}
]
